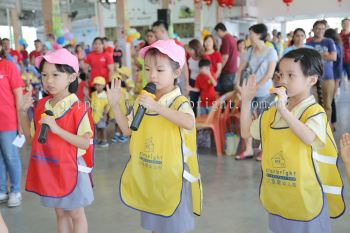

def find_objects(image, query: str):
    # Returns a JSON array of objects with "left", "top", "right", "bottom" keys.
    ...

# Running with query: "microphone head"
[
  {"left": 44, "top": 110, "right": 54, "bottom": 116},
  {"left": 143, "top": 82, "right": 157, "bottom": 95}
]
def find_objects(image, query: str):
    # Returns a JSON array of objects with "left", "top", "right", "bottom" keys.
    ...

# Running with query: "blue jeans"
[
  {"left": 343, "top": 62, "right": 350, "bottom": 79},
  {"left": 0, "top": 131, "right": 21, "bottom": 193}
]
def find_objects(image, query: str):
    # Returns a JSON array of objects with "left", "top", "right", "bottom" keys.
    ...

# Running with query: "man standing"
[
  {"left": 29, "top": 39, "right": 43, "bottom": 65},
  {"left": 214, "top": 23, "right": 239, "bottom": 95},
  {"left": 307, "top": 20, "right": 337, "bottom": 121},
  {"left": 340, "top": 18, "right": 350, "bottom": 80}
]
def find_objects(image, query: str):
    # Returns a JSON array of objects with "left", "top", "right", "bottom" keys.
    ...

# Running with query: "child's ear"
[
  {"left": 70, "top": 73, "right": 78, "bottom": 82},
  {"left": 309, "top": 75, "right": 318, "bottom": 86},
  {"left": 174, "top": 68, "right": 181, "bottom": 78}
]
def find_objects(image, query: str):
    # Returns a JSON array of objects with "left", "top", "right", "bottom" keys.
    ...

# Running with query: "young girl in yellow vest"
[
  {"left": 240, "top": 48, "right": 345, "bottom": 233},
  {"left": 107, "top": 39, "right": 202, "bottom": 233},
  {"left": 341, "top": 133, "right": 350, "bottom": 184},
  {"left": 19, "top": 48, "right": 94, "bottom": 233}
]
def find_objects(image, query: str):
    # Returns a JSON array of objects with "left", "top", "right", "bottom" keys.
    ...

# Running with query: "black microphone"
[
  {"left": 38, "top": 110, "right": 54, "bottom": 144},
  {"left": 130, "top": 83, "right": 157, "bottom": 131}
]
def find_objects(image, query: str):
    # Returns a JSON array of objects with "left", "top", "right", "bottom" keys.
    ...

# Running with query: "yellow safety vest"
[
  {"left": 120, "top": 95, "right": 203, "bottom": 217},
  {"left": 260, "top": 103, "right": 345, "bottom": 221}
]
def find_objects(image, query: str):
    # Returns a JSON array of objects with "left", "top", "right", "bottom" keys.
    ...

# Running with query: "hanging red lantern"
[
  {"left": 203, "top": 0, "right": 213, "bottom": 6},
  {"left": 194, "top": 0, "right": 201, "bottom": 3},
  {"left": 217, "top": 0, "right": 228, "bottom": 7},
  {"left": 227, "top": 0, "right": 234, "bottom": 8},
  {"left": 283, "top": 0, "right": 293, "bottom": 6}
]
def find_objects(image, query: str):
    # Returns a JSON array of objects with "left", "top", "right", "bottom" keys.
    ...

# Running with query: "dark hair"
[
  {"left": 75, "top": 44, "right": 83, "bottom": 54},
  {"left": 39, "top": 59, "right": 78, "bottom": 93},
  {"left": 290, "top": 28, "right": 306, "bottom": 46},
  {"left": 282, "top": 48, "right": 324, "bottom": 107},
  {"left": 144, "top": 48, "right": 180, "bottom": 85},
  {"left": 146, "top": 29, "right": 154, "bottom": 34},
  {"left": 1, "top": 38, "right": 9, "bottom": 42},
  {"left": 93, "top": 37, "right": 104, "bottom": 45},
  {"left": 152, "top": 20, "right": 168, "bottom": 31},
  {"left": 342, "top": 18, "right": 350, "bottom": 24},
  {"left": 102, "top": 37, "right": 109, "bottom": 42},
  {"left": 188, "top": 39, "right": 205, "bottom": 59},
  {"left": 34, "top": 39, "right": 42, "bottom": 44},
  {"left": 249, "top": 23, "right": 268, "bottom": 41},
  {"left": 237, "top": 39, "right": 245, "bottom": 46},
  {"left": 325, "top": 28, "right": 342, "bottom": 46},
  {"left": 198, "top": 59, "right": 211, "bottom": 68},
  {"left": 203, "top": 35, "right": 218, "bottom": 51},
  {"left": 214, "top": 22, "right": 227, "bottom": 32},
  {"left": 313, "top": 20, "right": 327, "bottom": 28}
]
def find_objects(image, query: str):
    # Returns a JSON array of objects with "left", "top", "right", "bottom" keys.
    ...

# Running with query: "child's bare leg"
[
  {"left": 0, "top": 212, "right": 8, "bottom": 233},
  {"left": 67, "top": 208, "right": 88, "bottom": 233},
  {"left": 55, "top": 208, "right": 73, "bottom": 233},
  {"left": 102, "top": 128, "right": 107, "bottom": 143},
  {"left": 340, "top": 133, "right": 350, "bottom": 184}
]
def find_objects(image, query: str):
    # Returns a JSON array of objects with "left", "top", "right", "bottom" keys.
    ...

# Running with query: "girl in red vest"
[{"left": 19, "top": 48, "right": 94, "bottom": 233}]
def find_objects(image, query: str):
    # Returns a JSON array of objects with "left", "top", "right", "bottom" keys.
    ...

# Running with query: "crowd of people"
[{"left": 0, "top": 17, "right": 350, "bottom": 233}]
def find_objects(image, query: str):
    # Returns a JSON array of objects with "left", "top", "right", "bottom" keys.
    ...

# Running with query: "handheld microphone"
[
  {"left": 130, "top": 83, "right": 157, "bottom": 131},
  {"left": 38, "top": 110, "right": 54, "bottom": 144},
  {"left": 265, "top": 86, "right": 287, "bottom": 108}
]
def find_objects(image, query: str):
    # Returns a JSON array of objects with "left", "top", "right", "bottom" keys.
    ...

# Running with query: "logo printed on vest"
[
  {"left": 266, "top": 152, "right": 297, "bottom": 187},
  {"left": 138, "top": 138, "right": 162, "bottom": 169},
  {"left": 272, "top": 151, "right": 286, "bottom": 168}
]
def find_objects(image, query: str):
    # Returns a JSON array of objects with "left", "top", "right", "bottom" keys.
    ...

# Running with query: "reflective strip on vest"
[
  {"left": 312, "top": 151, "right": 337, "bottom": 165},
  {"left": 322, "top": 185, "right": 342, "bottom": 195},
  {"left": 183, "top": 170, "right": 200, "bottom": 183},
  {"left": 78, "top": 165, "right": 92, "bottom": 173}
]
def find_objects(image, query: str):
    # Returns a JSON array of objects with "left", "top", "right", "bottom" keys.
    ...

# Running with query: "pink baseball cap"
[
  {"left": 140, "top": 39, "right": 185, "bottom": 68},
  {"left": 35, "top": 48, "right": 79, "bottom": 73}
]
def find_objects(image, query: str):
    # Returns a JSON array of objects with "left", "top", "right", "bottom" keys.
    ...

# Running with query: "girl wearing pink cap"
[
  {"left": 19, "top": 48, "right": 94, "bottom": 233},
  {"left": 107, "top": 39, "right": 202, "bottom": 233}
]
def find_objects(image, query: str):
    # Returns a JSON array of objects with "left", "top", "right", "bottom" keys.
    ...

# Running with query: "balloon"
[
  {"left": 57, "top": 36, "right": 65, "bottom": 45},
  {"left": 70, "top": 38, "right": 76, "bottom": 46},
  {"left": 135, "top": 32, "right": 141, "bottom": 39},
  {"left": 131, "top": 39, "right": 139, "bottom": 46},
  {"left": 64, "top": 33, "right": 74, "bottom": 41},
  {"left": 63, "top": 27, "right": 69, "bottom": 34},
  {"left": 127, "top": 35, "right": 134, "bottom": 43}
]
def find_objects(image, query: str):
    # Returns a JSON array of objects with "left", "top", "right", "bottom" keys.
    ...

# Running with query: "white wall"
[{"left": 256, "top": 0, "right": 350, "bottom": 20}]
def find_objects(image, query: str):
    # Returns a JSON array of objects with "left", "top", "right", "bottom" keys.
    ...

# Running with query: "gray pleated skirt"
[
  {"left": 40, "top": 157, "right": 94, "bottom": 210},
  {"left": 268, "top": 196, "right": 331, "bottom": 233},
  {"left": 141, "top": 180, "right": 195, "bottom": 233}
]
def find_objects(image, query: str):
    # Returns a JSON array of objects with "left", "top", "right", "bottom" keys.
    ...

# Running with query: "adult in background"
[
  {"left": 284, "top": 28, "right": 314, "bottom": 55},
  {"left": 340, "top": 18, "right": 350, "bottom": 79},
  {"left": 0, "top": 40, "right": 24, "bottom": 207},
  {"left": 203, "top": 35, "right": 222, "bottom": 79},
  {"left": 84, "top": 37, "right": 114, "bottom": 88},
  {"left": 214, "top": 22, "right": 239, "bottom": 95},
  {"left": 325, "top": 28, "right": 343, "bottom": 132},
  {"left": 235, "top": 23, "right": 277, "bottom": 161},
  {"left": 29, "top": 39, "right": 43, "bottom": 65},
  {"left": 307, "top": 20, "right": 337, "bottom": 121},
  {"left": 113, "top": 40, "right": 123, "bottom": 68},
  {"left": 187, "top": 39, "right": 210, "bottom": 116},
  {"left": 144, "top": 29, "right": 157, "bottom": 47}
]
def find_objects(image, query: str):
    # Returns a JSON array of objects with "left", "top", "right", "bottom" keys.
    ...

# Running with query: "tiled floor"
[{"left": 2, "top": 81, "right": 350, "bottom": 233}]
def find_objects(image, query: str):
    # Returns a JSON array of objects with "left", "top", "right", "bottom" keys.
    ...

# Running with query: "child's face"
[
  {"left": 204, "top": 37, "right": 214, "bottom": 51},
  {"left": 144, "top": 53, "right": 179, "bottom": 93},
  {"left": 41, "top": 62, "right": 74, "bottom": 96},
  {"left": 278, "top": 58, "right": 317, "bottom": 98},
  {"left": 94, "top": 84, "right": 105, "bottom": 92}
]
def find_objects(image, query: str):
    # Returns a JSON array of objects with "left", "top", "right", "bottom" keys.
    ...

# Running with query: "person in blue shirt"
[
  {"left": 307, "top": 20, "right": 337, "bottom": 122},
  {"left": 284, "top": 28, "right": 314, "bottom": 55}
]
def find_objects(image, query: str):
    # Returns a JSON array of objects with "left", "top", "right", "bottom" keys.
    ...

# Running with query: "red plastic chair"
[{"left": 196, "top": 100, "right": 224, "bottom": 156}]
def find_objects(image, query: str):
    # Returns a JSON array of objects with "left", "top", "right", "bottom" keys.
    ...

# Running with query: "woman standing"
[
  {"left": 84, "top": 37, "right": 114, "bottom": 88},
  {"left": 284, "top": 28, "right": 314, "bottom": 55},
  {"left": 235, "top": 24, "right": 278, "bottom": 160},
  {"left": 0, "top": 39, "right": 24, "bottom": 207},
  {"left": 203, "top": 35, "right": 222, "bottom": 79}
]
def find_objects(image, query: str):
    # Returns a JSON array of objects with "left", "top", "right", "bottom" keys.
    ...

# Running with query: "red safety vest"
[{"left": 26, "top": 96, "right": 94, "bottom": 197}]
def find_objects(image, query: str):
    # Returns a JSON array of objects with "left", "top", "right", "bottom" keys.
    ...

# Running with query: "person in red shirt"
[
  {"left": 84, "top": 37, "right": 114, "bottom": 88},
  {"left": 2, "top": 38, "right": 23, "bottom": 70},
  {"left": 214, "top": 23, "right": 239, "bottom": 95},
  {"left": 203, "top": 34, "right": 223, "bottom": 79},
  {"left": 189, "top": 59, "right": 217, "bottom": 115},
  {"left": 340, "top": 18, "right": 350, "bottom": 79},
  {"left": 29, "top": 39, "right": 43, "bottom": 65},
  {"left": 0, "top": 43, "right": 24, "bottom": 207}
]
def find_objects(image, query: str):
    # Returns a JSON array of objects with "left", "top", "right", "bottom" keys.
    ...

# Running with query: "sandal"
[{"left": 235, "top": 152, "right": 254, "bottom": 160}]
